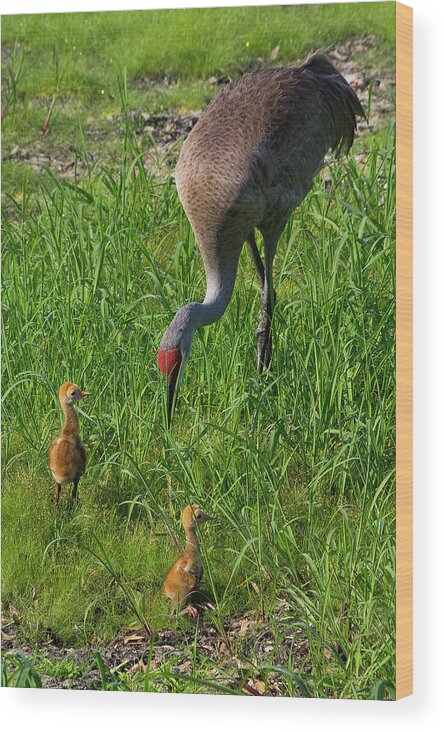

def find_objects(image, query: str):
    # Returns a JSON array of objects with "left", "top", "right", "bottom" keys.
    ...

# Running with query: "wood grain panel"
[{"left": 395, "top": 1, "right": 413, "bottom": 701}]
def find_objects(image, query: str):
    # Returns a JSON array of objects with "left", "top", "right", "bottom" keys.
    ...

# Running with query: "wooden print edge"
[{"left": 395, "top": 1, "right": 413, "bottom": 701}]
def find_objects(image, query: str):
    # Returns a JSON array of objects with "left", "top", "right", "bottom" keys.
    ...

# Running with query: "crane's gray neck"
[{"left": 160, "top": 281, "right": 234, "bottom": 351}]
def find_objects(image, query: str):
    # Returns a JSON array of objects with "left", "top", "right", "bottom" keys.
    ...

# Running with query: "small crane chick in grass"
[
  {"left": 163, "top": 504, "right": 215, "bottom": 619},
  {"left": 49, "top": 382, "right": 90, "bottom": 508}
]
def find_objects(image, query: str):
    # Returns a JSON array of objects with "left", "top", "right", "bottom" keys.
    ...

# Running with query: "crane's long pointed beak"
[
  {"left": 167, "top": 371, "right": 179, "bottom": 428},
  {"left": 158, "top": 347, "right": 182, "bottom": 429}
]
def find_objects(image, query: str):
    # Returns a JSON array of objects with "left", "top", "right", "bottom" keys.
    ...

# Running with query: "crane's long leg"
[
  {"left": 246, "top": 230, "right": 265, "bottom": 287},
  {"left": 256, "top": 264, "right": 274, "bottom": 372},
  {"left": 256, "top": 232, "right": 280, "bottom": 373},
  {"left": 246, "top": 230, "right": 273, "bottom": 372}
]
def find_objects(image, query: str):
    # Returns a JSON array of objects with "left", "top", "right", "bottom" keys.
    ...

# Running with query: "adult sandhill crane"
[{"left": 157, "top": 53, "right": 364, "bottom": 424}]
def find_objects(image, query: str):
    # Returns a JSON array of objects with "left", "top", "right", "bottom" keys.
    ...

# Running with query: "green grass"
[
  {"left": 2, "top": 115, "right": 396, "bottom": 697},
  {"left": 2, "top": 4, "right": 395, "bottom": 94}
]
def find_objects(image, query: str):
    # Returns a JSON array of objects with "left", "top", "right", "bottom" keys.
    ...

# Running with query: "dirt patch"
[
  {"left": 3, "top": 110, "right": 199, "bottom": 182},
  {"left": 2, "top": 604, "right": 311, "bottom": 695}
]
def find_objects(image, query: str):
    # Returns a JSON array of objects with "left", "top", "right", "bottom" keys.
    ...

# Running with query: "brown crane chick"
[
  {"left": 163, "top": 504, "right": 215, "bottom": 619},
  {"left": 49, "top": 382, "right": 90, "bottom": 508}
]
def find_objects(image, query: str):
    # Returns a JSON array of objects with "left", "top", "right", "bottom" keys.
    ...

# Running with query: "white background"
[{"left": 1, "top": 0, "right": 443, "bottom": 729}]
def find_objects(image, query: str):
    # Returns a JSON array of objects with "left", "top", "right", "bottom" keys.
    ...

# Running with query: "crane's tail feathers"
[{"left": 301, "top": 52, "right": 365, "bottom": 154}]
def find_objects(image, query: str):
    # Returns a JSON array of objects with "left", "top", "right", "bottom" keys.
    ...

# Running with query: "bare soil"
[{"left": 2, "top": 604, "right": 311, "bottom": 695}]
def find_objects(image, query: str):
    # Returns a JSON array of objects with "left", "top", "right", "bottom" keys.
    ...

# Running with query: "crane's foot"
[
  {"left": 201, "top": 600, "right": 215, "bottom": 611},
  {"left": 180, "top": 605, "right": 199, "bottom": 620}
]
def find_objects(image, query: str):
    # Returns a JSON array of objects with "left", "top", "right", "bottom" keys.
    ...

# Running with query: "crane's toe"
[{"left": 181, "top": 604, "right": 199, "bottom": 620}]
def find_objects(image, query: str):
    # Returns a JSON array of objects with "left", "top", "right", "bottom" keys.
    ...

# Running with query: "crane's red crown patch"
[{"left": 157, "top": 347, "right": 182, "bottom": 379}]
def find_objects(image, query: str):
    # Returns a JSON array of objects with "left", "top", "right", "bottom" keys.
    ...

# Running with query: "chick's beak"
[
  {"left": 80, "top": 390, "right": 91, "bottom": 398},
  {"left": 200, "top": 512, "right": 215, "bottom": 522}
]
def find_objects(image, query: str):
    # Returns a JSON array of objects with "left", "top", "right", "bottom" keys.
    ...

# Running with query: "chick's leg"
[{"left": 72, "top": 481, "right": 79, "bottom": 503}]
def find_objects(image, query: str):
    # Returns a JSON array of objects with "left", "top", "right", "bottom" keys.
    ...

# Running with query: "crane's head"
[
  {"left": 59, "top": 382, "right": 90, "bottom": 406},
  {"left": 182, "top": 504, "right": 215, "bottom": 531},
  {"left": 157, "top": 305, "right": 197, "bottom": 426}
]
